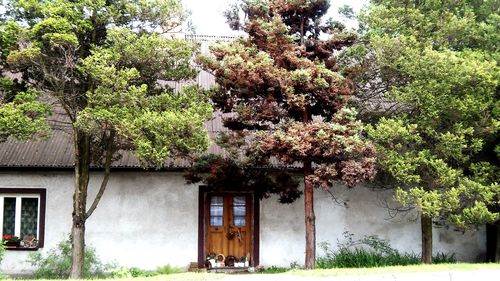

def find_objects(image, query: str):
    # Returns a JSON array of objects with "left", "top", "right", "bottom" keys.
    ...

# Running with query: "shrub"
[
  {"left": 0, "top": 243, "right": 4, "bottom": 264},
  {"left": 110, "top": 267, "right": 156, "bottom": 278},
  {"left": 0, "top": 243, "right": 5, "bottom": 279},
  {"left": 261, "top": 266, "right": 289, "bottom": 274},
  {"left": 155, "top": 264, "right": 183, "bottom": 275},
  {"left": 28, "top": 238, "right": 109, "bottom": 279},
  {"left": 316, "top": 231, "right": 456, "bottom": 268},
  {"left": 110, "top": 264, "right": 183, "bottom": 278}
]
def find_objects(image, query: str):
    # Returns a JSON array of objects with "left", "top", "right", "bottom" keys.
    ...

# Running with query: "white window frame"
[
  {"left": 0, "top": 187, "right": 46, "bottom": 249},
  {"left": 0, "top": 193, "right": 41, "bottom": 239}
]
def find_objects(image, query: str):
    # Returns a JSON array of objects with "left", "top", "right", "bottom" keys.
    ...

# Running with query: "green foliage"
[
  {"left": 261, "top": 266, "right": 290, "bottom": 274},
  {"left": 357, "top": 0, "right": 500, "bottom": 230},
  {"left": 155, "top": 264, "right": 184, "bottom": 275},
  {"left": 3, "top": 2, "right": 211, "bottom": 276},
  {"left": 185, "top": 154, "right": 302, "bottom": 203},
  {"left": 0, "top": 89, "right": 51, "bottom": 141},
  {"left": 111, "top": 267, "right": 156, "bottom": 278},
  {"left": 316, "top": 232, "right": 456, "bottom": 268},
  {"left": 2, "top": 0, "right": 212, "bottom": 167},
  {"left": 28, "top": 238, "right": 109, "bottom": 279},
  {"left": 0, "top": 243, "right": 4, "bottom": 264},
  {"left": 110, "top": 264, "right": 183, "bottom": 278},
  {"left": 362, "top": 0, "right": 499, "bottom": 55}
]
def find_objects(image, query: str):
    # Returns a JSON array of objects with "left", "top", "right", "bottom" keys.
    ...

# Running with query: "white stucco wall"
[
  {"left": 260, "top": 185, "right": 485, "bottom": 267},
  {"left": 0, "top": 171, "right": 486, "bottom": 275},
  {"left": 0, "top": 171, "right": 199, "bottom": 275}
]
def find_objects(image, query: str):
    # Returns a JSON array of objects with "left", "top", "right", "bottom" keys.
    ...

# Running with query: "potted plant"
[{"left": 2, "top": 235, "right": 21, "bottom": 248}]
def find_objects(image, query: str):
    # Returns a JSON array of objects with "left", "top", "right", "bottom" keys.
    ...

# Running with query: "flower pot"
[{"left": 4, "top": 241, "right": 20, "bottom": 247}]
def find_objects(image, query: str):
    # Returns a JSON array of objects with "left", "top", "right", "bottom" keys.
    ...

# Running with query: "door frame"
[{"left": 198, "top": 186, "right": 260, "bottom": 267}]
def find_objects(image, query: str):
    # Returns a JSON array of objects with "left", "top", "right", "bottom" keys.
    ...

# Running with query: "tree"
[
  {"left": 1, "top": 0, "right": 212, "bottom": 277},
  {"left": 1, "top": 22, "right": 50, "bottom": 141},
  {"left": 197, "top": 0, "right": 376, "bottom": 268},
  {"left": 353, "top": 0, "right": 500, "bottom": 263}
]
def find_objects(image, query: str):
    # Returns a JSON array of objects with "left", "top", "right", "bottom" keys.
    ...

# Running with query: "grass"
[
  {"left": 291, "top": 263, "right": 500, "bottom": 278},
  {"left": 3, "top": 272, "right": 224, "bottom": 281},
  {"left": 4, "top": 263, "right": 499, "bottom": 281}
]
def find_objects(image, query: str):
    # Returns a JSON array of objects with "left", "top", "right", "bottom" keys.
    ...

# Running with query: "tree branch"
[{"left": 86, "top": 130, "right": 115, "bottom": 219}]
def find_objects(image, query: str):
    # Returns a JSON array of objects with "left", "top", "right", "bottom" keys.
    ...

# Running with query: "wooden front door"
[{"left": 206, "top": 194, "right": 252, "bottom": 263}]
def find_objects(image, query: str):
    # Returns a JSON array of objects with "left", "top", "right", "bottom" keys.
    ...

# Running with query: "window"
[
  {"left": 210, "top": 196, "right": 223, "bottom": 226},
  {"left": 233, "top": 196, "right": 246, "bottom": 227},
  {"left": 0, "top": 188, "right": 46, "bottom": 249}
]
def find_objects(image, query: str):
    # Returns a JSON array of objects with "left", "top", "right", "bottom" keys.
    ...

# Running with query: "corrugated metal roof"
[
  {"left": 0, "top": 111, "right": 231, "bottom": 169},
  {"left": 0, "top": 35, "right": 224, "bottom": 169},
  {"left": 0, "top": 34, "right": 299, "bottom": 170}
]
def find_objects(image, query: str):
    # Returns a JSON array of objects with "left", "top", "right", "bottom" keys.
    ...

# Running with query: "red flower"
[{"left": 2, "top": 235, "right": 12, "bottom": 239}]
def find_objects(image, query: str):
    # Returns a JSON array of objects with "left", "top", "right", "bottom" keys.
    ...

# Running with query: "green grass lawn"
[
  {"left": 5, "top": 263, "right": 500, "bottom": 281},
  {"left": 291, "top": 263, "right": 500, "bottom": 278}
]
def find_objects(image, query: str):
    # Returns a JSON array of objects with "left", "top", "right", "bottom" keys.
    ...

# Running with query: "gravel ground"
[{"left": 221, "top": 268, "right": 500, "bottom": 281}]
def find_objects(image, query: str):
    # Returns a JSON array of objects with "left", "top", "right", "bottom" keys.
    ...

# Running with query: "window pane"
[
  {"left": 234, "top": 196, "right": 245, "bottom": 205},
  {"left": 234, "top": 217, "right": 246, "bottom": 227},
  {"left": 21, "top": 198, "right": 38, "bottom": 238},
  {"left": 2, "top": 197, "right": 16, "bottom": 235},
  {"left": 210, "top": 216, "right": 223, "bottom": 226},
  {"left": 233, "top": 196, "right": 246, "bottom": 227},
  {"left": 233, "top": 206, "right": 245, "bottom": 216},
  {"left": 210, "top": 196, "right": 223, "bottom": 226}
]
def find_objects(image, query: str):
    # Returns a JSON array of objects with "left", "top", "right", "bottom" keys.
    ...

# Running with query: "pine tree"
[{"left": 198, "top": 0, "right": 376, "bottom": 268}]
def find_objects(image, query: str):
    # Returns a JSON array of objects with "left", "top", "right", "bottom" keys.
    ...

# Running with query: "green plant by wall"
[
  {"left": 261, "top": 266, "right": 290, "bottom": 274},
  {"left": 0, "top": 243, "right": 5, "bottom": 279},
  {"left": 0, "top": 243, "right": 4, "bottom": 264},
  {"left": 110, "top": 267, "right": 156, "bottom": 278},
  {"left": 316, "top": 232, "right": 456, "bottom": 268},
  {"left": 155, "top": 264, "right": 183, "bottom": 275},
  {"left": 110, "top": 264, "right": 184, "bottom": 278},
  {"left": 28, "top": 238, "right": 110, "bottom": 279}
]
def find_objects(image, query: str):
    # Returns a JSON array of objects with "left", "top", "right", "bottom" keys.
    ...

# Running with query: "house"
[{"left": 0, "top": 35, "right": 486, "bottom": 276}]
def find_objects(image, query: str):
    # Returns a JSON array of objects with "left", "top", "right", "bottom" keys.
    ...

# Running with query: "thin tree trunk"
[
  {"left": 421, "top": 214, "right": 433, "bottom": 264},
  {"left": 86, "top": 131, "right": 115, "bottom": 219},
  {"left": 304, "top": 160, "right": 315, "bottom": 269},
  {"left": 302, "top": 106, "right": 315, "bottom": 269},
  {"left": 496, "top": 225, "right": 500, "bottom": 261},
  {"left": 486, "top": 223, "right": 498, "bottom": 262},
  {"left": 70, "top": 130, "right": 91, "bottom": 279}
]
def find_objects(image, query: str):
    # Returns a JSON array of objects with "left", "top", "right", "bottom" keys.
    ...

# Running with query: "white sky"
[
  {"left": 183, "top": 0, "right": 368, "bottom": 36},
  {"left": 0, "top": 1, "right": 368, "bottom": 34}
]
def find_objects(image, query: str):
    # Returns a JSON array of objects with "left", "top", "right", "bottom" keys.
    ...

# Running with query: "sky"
[
  {"left": 182, "top": 0, "right": 368, "bottom": 36},
  {"left": 0, "top": 1, "right": 368, "bottom": 34}
]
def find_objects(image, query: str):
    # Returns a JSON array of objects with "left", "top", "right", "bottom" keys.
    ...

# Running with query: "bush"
[
  {"left": 0, "top": 243, "right": 4, "bottom": 264},
  {"left": 316, "top": 231, "right": 456, "bottom": 268},
  {"left": 0, "top": 243, "right": 5, "bottom": 279},
  {"left": 110, "top": 264, "right": 183, "bottom": 278},
  {"left": 261, "top": 266, "right": 289, "bottom": 274},
  {"left": 28, "top": 238, "right": 110, "bottom": 279},
  {"left": 110, "top": 267, "right": 156, "bottom": 278},
  {"left": 260, "top": 261, "right": 301, "bottom": 274},
  {"left": 155, "top": 264, "right": 183, "bottom": 275}
]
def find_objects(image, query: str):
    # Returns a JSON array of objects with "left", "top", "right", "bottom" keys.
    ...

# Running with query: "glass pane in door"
[
  {"left": 233, "top": 196, "right": 246, "bottom": 227},
  {"left": 210, "top": 196, "right": 223, "bottom": 226}
]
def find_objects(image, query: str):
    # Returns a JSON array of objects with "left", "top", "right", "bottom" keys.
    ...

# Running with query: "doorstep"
[{"left": 208, "top": 267, "right": 249, "bottom": 274}]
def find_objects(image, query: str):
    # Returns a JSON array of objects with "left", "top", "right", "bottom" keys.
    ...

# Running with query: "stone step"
[{"left": 208, "top": 267, "right": 250, "bottom": 274}]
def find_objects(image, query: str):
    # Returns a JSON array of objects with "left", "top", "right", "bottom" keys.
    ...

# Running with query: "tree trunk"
[
  {"left": 488, "top": 223, "right": 500, "bottom": 262},
  {"left": 70, "top": 131, "right": 91, "bottom": 279},
  {"left": 304, "top": 160, "right": 315, "bottom": 269},
  {"left": 496, "top": 225, "right": 500, "bottom": 262},
  {"left": 421, "top": 214, "right": 433, "bottom": 264}
]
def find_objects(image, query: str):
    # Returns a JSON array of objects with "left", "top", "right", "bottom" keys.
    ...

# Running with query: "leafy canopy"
[
  {"left": 360, "top": 0, "right": 499, "bottom": 228},
  {"left": 1, "top": 0, "right": 212, "bottom": 167},
  {"left": 191, "top": 0, "right": 376, "bottom": 197}
]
